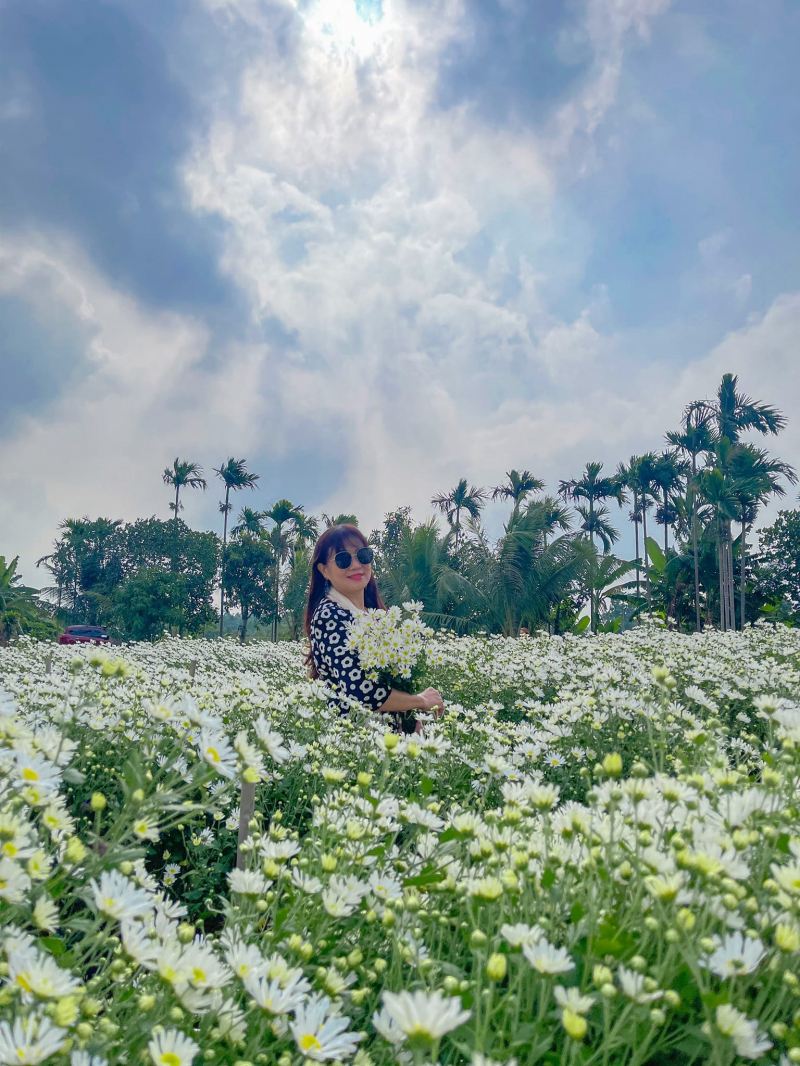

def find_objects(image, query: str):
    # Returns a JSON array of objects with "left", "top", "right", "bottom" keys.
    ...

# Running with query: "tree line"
[{"left": 2, "top": 373, "right": 799, "bottom": 644}]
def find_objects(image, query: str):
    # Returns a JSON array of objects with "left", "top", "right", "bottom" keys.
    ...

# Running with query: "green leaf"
[
  {"left": 39, "top": 936, "right": 66, "bottom": 957},
  {"left": 122, "top": 750, "right": 146, "bottom": 795},
  {"left": 403, "top": 867, "right": 446, "bottom": 888},
  {"left": 570, "top": 900, "right": 586, "bottom": 924},
  {"left": 419, "top": 776, "right": 434, "bottom": 797},
  {"left": 645, "top": 536, "right": 666, "bottom": 573}
]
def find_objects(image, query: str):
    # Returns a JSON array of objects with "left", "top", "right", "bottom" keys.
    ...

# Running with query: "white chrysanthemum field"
[{"left": 1, "top": 623, "right": 800, "bottom": 1066}]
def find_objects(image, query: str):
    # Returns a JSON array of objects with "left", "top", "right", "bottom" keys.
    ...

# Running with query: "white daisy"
[
  {"left": 147, "top": 1028, "right": 199, "bottom": 1066},
  {"left": 715, "top": 1004, "right": 772, "bottom": 1060},
  {"left": 290, "top": 994, "right": 363, "bottom": 1061},
  {"left": 90, "top": 870, "right": 153, "bottom": 921},
  {"left": 701, "top": 933, "right": 766, "bottom": 977},
  {"left": 379, "top": 989, "right": 471, "bottom": 1043},
  {"left": 0, "top": 1012, "right": 67, "bottom": 1065},
  {"left": 522, "top": 938, "right": 574, "bottom": 975}
]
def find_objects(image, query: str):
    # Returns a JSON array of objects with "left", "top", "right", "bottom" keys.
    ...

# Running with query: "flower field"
[{"left": 2, "top": 624, "right": 800, "bottom": 1066}]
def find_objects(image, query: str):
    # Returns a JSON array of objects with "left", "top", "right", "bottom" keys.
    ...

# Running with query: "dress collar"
[{"left": 326, "top": 587, "right": 368, "bottom": 616}]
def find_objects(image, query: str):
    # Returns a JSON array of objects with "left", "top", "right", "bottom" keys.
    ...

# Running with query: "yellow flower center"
[
  {"left": 16, "top": 974, "right": 33, "bottom": 993},
  {"left": 206, "top": 747, "right": 220, "bottom": 764},
  {"left": 22, "top": 767, "right": 39, "bottom": 782},
  {"left": 159, "top": 1054, "right": 181, "bottom": 1066},
  {"left": 192, "top": 967, "right": 206, "bottom": 984},
  {"left": 300, "top": 1034, "right": 322, "bottom": 1052},
  {"left": 407, "top": 1024, "right": 433, "bottom": 1040},
  {"left": 3, "top": 843, "right": 17, "bottom": 857}
]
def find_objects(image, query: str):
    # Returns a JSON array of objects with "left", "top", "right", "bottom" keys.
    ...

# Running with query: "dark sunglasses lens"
[{"left": 333, "top": 547, "right": 374, "bottom": 569}]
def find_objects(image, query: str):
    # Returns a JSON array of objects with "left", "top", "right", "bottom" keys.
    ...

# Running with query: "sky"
[{"left": 2, "top": 0, "right": 799, "bottom": 585}]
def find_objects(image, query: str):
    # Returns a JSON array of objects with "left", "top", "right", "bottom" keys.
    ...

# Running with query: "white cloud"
[
  {"left": 549, "top": 0, "right": 672, "bottom": 158},
  {"left": 0, "top": 234, "right": 273, "bottom": 577}
]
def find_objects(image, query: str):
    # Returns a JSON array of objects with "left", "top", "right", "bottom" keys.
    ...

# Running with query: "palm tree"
[
  {"left": 232, "top": 507, "right": 264, "bottom": 537},
  {"left": 488, "top": 503, "right": 587, "bottom": 636},
  {"left": 263, "top": 499, "right": 305, "bottom": 640},
  {"left": 696, "top": 374, "right": 789, "bottom": 628},
  {"left": 431, "top": 479, "right": 488, "bottom": 556},
  {"left": 615, "top": 456, "right": 651, "bottom": 598},
  {"left": 0, "top": 556, "right": 43, "bottom": 641},
  {"left": 697, "top": 373, "right": 787, "bottom": 443},
  {"left": 582, "top": 548, "right": 637, "bottom": 633},
  {"left": 698, "top": 454, "right": 740, "bottom": 631},
  {"left": 451, "top": 503, "right": 587, "bottom": 636},
  {"left": 560, "top": 462, "right": 624, "bottom": 552},
  {"left": 667, "top": 406, "right": 715, "bottom": 631},
  {"left": 491, "top": 470, "right": 545, "bottom": 521},
  {"left": 322, "top": 513, "right": 359, "bottom": 528},
  {"left": 626, "top": 453, "right": 659, "bottom": 598},
  {"left": 214, "top": 459, "right": 260, "bottom": 636},
  {"left": 378, "top": 519, "right": 475, "bottom": 631},
  {"left": 650, "top": 451, "right": 687, "bottom": 554},
  {"left": 290, "top": 511, "right": 319, "bottom": 552},
  {"left": 162, "top": 459, "right": 207, "bottom": 528},
  {"left": 728, "top": 444, "right": 796, "bottom": 626},
  {"left": 534, "top": 496, "right": 572, "bottom": 547},
  {"left": 574, "top": 504, "right": 620, "bottom": 552}
]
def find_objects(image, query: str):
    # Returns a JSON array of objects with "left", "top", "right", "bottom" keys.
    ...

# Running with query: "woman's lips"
[{"left": 347, "top": 573, "right": 364, "bottom": 580}]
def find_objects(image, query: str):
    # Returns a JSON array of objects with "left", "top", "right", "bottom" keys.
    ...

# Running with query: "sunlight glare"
[{"left": 297, "top": 0, "right": 387, "bottom": 59}]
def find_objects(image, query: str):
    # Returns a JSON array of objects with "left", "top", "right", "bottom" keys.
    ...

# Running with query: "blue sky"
[{"left": 1, "top": 0, "right": 799, "bottom": 581}]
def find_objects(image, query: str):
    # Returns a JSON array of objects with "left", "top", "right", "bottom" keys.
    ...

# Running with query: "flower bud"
[
  {"left": 562, "top": 1008, "right": 587, "bottom": 1040},
  {"left": 602, "top": 753, "right": 623, "bottom": 777},
  {"left": 177, "top": 923, "right": 195, "bottom": 944}
]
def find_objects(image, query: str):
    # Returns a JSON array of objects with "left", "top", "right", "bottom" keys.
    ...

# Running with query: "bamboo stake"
[{"left": 236, "top": 780, "right": 256, "bottom": 870}]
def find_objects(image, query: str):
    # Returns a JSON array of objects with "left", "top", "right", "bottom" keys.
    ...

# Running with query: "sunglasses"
[{"left": 333, "top": 546, "right": 374, "bottom": 570}]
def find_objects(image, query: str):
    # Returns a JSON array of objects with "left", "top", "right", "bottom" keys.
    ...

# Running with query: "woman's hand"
[{"left": 419, "top": 687, "right": 446, "bottom": 717}]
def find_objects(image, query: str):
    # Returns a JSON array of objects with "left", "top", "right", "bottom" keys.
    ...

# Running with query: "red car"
[{"left": 58, "top": 625, "right": 111, "bottom": 645}]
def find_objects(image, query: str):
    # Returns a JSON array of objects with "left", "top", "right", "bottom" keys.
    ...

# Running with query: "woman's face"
[{"left": 317, "top": 536, "right": 372, "bottom": 597}]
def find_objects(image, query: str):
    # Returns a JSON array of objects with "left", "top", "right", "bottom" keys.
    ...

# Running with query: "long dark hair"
[{"left": 303, "top": 524, "right": 385, "bottom": 678}]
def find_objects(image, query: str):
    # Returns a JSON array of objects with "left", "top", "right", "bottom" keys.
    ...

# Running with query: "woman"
[{"left": 304, "top": 524, "right": 445, "bottom": 727}]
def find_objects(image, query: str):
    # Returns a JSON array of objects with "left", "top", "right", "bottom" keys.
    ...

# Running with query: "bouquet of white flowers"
[{"left": 346, "top": 600, "right": 432, "bottom": 692}]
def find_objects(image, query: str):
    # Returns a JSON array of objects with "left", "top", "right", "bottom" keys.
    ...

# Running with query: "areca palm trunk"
[
  {"left": 588, "top": 497, "right": 596, "bottom": 633},
  {"left": 641, "top": 503, "right": 651, "bottom": 601},
  {"left": 633, "top": 492, "right": 640, "bottom": 598},
  {"left": 171, "top": 484, "right": 181, "bottom": 573},
  {"left": 740, "top": 507, "right": 747, "bottom": 629},
  {"left": 718, "top": 519, "right": 736, "bottom": 631},
  {"left": 663, "top": 489, "right": 669, "bottom": 554},
  {"left": 219, "top": 488, "right": 230, "bottom": 637},
  {"left": 728, "top": 525, "right": 736, "bottom": 629},
  {"left": 690, "top": 457, "right": 700, "bottom": 632},
  {"left": 717, "top": 514, "right": 727, "bottom": 630}
]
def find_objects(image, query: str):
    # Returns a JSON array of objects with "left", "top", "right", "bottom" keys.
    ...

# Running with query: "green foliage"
[
  {"left": 222, "top": 534, "right": 276, "bottom": 641},
  {"left": 754, "top": 509, "right": 800, "bottom": 623},
  {"left": 113, "top": 569, "right": 193, "bottom": 639},
  {"left": 0, "top": 555, "right": 58, "bottom": 642}
]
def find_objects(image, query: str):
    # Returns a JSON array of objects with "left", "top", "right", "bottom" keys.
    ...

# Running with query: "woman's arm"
[{"left": 377, "top": 688, "right": 429, "bottom": 713}]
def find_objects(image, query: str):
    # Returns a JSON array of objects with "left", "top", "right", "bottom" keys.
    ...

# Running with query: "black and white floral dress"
[{"left": 309, "top": 594, "right": 390, "bottom": 715}]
